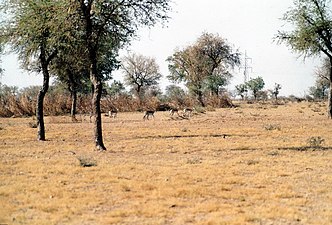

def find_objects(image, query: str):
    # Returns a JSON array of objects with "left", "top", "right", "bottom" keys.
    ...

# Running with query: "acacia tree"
[
  {"left": 107, "top": 80, "right": 126, "bottom": 97},
  {"left": 204, "top": 72, "right": 232, "bottom": 96},
  {"left": 74, "top": 0, "right": 171, "bottom": 150},
  {"left": 49, "top": 17, "right": 90, "bottom": 120},
  {"left": 165, "top": 85, "right": 186, "bottom": 105},
  {"left": 276, "top": 0, "right": 332, "bottom": 118},
  {"left": 51, "top": 34, "right": 118, "bottom": 120},
  {"left": 121, "top": 53, "right": 162, "bottom": 104},
  {"left": 51, "top": 55, "right": 89, "bottom": 120},
  {"left": 235, "top": 83, "right": 248, "bottom": 100},
  {"left": 246, "top": 76, "right": 265, "bottom": 100},
  {"left": 310, "top": 58, "right": 330, "bottom": 99},
  {"left": 197, "top": 33, "right": 239, "bottom": 96},
  {"left": 167, "top": 32, "right": 240, "bottom": 107},
  {"left": 271, "top": 83, "right": 282, "bottom": 100},
  {"left": 309, "top": 77, "right": 329, "bottom": 99},
  {"left": 0, "top": 0, "right": 69, "bottom": 140}
]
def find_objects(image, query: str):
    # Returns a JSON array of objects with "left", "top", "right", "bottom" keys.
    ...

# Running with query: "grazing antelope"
[
  {"left": 109, "top": 109, "right": 118, "bottom": 118},
  {"left": 143, "top": 110, "right": 155, "bottom": 120},
  {"left": 169, "top": 108, "right": 180, "bottom": 117},
  {"left": 183, "top": 108, "right": 193, "bottom": 118}
]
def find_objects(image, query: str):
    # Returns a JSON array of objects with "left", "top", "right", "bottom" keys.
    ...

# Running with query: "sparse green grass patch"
[
  {"left": 264, "top": 123, "right": 281, "bottom": 131},
  {"left": 77, "top": 156, "right": 97, "bottom": 167},
  {"left": 306, "top": 136, "right": 325, "bottom": 148}
]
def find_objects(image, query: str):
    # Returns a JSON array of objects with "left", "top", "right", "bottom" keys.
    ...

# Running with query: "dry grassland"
[{"left": 0, "top": 102, "right": 332, "bottom": 225}]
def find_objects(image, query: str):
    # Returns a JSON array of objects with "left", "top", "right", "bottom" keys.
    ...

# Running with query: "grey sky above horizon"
[{"left": 1, "top": 0, "right": 323, "bottom": 96}]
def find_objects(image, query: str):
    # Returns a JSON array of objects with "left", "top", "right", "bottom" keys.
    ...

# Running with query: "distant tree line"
[{"left": 235, "top": 77, "right": 282, "bottom": 101}]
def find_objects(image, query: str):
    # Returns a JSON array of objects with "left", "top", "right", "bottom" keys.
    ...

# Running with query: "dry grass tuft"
[{"left": 77, "top": 155, "right": 98, "bottom": 167}]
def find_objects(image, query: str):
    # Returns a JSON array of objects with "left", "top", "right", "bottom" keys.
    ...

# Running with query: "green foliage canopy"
[
  {"left": 235, "top": 83, "right": 248, "bottom": 100},
  {"left": 0, "top": 0, "right": 70, "bottom": 71},
  {"left": 167, "top": 32, "right": 240, "bottom": 106},
  {"left": 246, "top": 76, "right": 265, "bottom": 100},
  {"left": 276, "top": 0, "right": 332, "bottom": 58},
  {"left": 276, "top": 0, "right": 332, "bottom": 118},
  {"left": 121, "top": 53, "right": 162, "bottom": 101},
  {"left": 271, "top": 83, "right": 282, "bottom": 100}
]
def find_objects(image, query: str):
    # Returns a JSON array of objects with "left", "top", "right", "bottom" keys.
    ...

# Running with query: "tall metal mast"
[{"left": 243, "top": 51, "right": 252, "bottom": 83}]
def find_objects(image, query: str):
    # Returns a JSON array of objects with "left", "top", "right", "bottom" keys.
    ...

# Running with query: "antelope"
[
  {"left": 109, "top": 109, "right": 118, "bottom": 118},
  {"left": 183, "top": 107, "right": 194, "bottom": 118},
  {"left": 143, "top": 110, "right": 155, "bottom": 120},
  {"left": 169, "top": 108, "right": 180, "bottom": 117}
]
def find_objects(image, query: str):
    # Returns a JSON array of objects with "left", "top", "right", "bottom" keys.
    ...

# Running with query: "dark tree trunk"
[
  {"left": 197, "top": 90, "right": 205, "bottom": 107},
  {"left": 36, "top": 72, "right": 49, "bottom": 141},
  {"left": 90, "top": 59, "right": 106, "bottom": 151},
  {"left": 71, "top": 91, "right": 77, "bottom": 118},
  {"left": 253, "top": 91, "right": 257, "bottom": 101},
  {"left": 81, "top": 0, "right": 106, "bottom": 150},
  {"left": 214, "top": 86, "right": 220, "bottom": 96},
  {"left": 136, "top": 85, "right": 142, "bottom": 107},
  {"left": 36, "top": 42, "right": 54, "bottom": 141},
  {"left": 67, "top": 69, "right": 77, "bottom": 119},
  {"left": 328, "top": 62, "right": 332, "bottom": 119}
]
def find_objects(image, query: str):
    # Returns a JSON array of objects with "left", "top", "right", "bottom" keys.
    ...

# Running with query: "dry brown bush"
[
  {"left": 4, "top": 88, "right": 314, "bottom": 119},
  {"left": 206, "top": 94, "right": 234, "bottom": 108},
  {"left": 101, "top": 95, "right": 138, "bottom": 112}
]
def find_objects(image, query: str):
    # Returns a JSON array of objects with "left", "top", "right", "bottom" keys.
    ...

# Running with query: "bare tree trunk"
[
  {"left": 197, "top": 91, "right": 205, "bottom": 107},
  {"left": 67, "top": 69, "right": 77, "bottom": 119},
  {"left": 71, "top": 91, "right": 77, "bottom": 118},
  {"left": 214, "top": 88, "right": 219, "bottom": 96},
  {"left": 328, "top": 63, "right": 332, "bottom": 119},
  {"left": 137, "top": 85, "right": 142, "bottom": 108},
  {"left": 90, "top": 62, "right": 106, "bottom": 151},
  {"left": 36, "top": 41, "right": 54, "bottom": 141},
  {"left": 81, "top": 1, "right": 106, "bottom": 150},
  {"left": 36, "top": 73, "right": 49, "bottom": 141}
]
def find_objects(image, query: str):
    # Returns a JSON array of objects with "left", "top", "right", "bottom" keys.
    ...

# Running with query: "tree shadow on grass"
[
  {"left": 137, "top": 134, "right": 229, "bottom": 139},
  {"left": 277, "top": 146, "right": 332, "bottom": 151}
]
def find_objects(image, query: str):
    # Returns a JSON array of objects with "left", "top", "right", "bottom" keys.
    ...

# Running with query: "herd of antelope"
[
  {"left": 80, "top": 106, "right": 196, "bottom": 123},
  {"left": 104, "top": 107, "right": 195, "bottom": 121},
  {"left": 143, "top": 107, "right": 195, "bottom": 120}
]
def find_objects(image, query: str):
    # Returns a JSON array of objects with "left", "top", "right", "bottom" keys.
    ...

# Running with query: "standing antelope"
[
  {"left": 109, "top": 109, "right": 118, "bottom": 118},
  {"left": 169, "top": 108, "right": 180, "bottom": 117},
  {"left": 143, "top": 110, "right": 155, "bottom": 120},
  {"left": 183, "top": 108, "right": 193, "bottom": 118}
]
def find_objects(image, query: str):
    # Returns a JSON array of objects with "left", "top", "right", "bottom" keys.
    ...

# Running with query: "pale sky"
[{"left": 1, "top": 0, "right": 322, "bottom": 96}]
